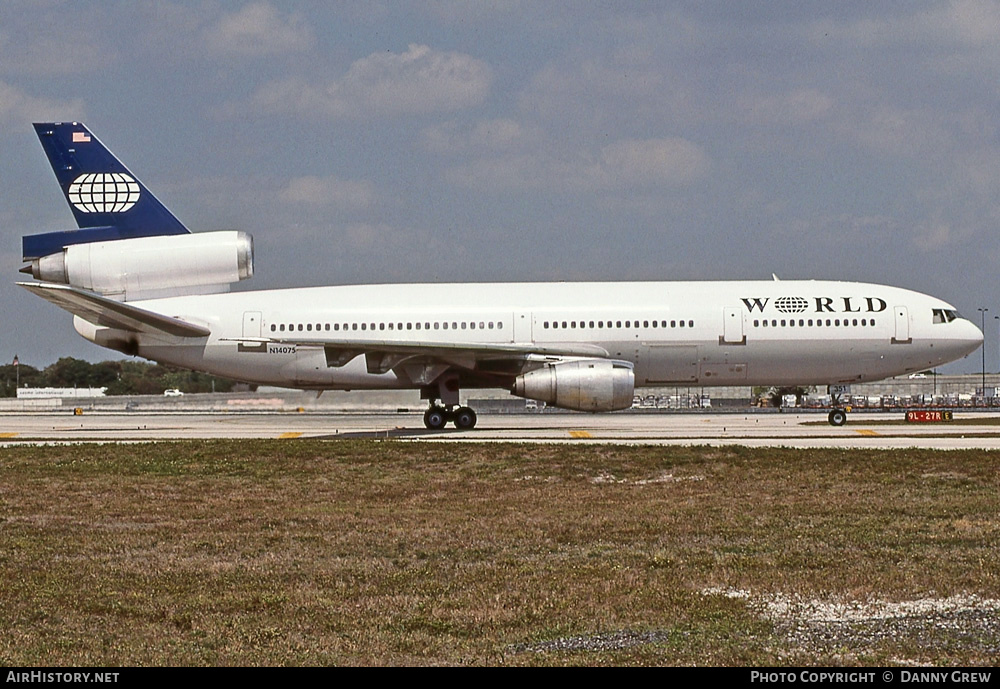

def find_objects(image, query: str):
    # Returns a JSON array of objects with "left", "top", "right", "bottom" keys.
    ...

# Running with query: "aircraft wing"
[
  {"left": 296, "top": 338, "right": 609, "bottom": 358},
  {"left": 17, "top": 281, "right": 211, "bottom": 338},
  {"left": 239, "top": 335, "right": 612, "bottom": 378}
]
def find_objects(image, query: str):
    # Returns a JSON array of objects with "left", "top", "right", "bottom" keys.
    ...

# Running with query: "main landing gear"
[
  {"left": 423, "top": 404, "right": 478, "bottom": 430},
  {"left": 420, "top": 375, "right": 478, "bottom": 430}
]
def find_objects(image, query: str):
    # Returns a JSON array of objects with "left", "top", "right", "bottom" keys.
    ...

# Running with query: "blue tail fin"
[{"left": 23, "top": 122, "right": 189, "bottom": 260}]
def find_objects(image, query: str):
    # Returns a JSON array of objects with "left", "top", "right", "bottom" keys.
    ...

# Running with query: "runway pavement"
[{"left": 3, "top": 409, "right": 1000, "bottom": 448}]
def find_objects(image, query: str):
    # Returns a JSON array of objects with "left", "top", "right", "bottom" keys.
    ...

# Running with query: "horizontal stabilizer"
[{"left": 17, "top": 281, "right": 210, "bottom": 338}]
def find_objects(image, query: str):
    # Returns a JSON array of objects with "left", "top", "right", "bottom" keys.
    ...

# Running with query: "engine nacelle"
[
  {"left": 28, "top": 230, "right": 253, "bottom": 301},
  {"left": 512, "top": 359, "right": 635, "bottom": 412}
]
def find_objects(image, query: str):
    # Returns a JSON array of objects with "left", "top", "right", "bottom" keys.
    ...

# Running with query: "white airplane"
[{"left": 19, "top": 122, "right": 983, "bottom": 428}]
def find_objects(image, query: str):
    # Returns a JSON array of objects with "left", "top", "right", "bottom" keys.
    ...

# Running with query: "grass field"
[{"left": 1, "top": 440, "right": 998, "bottom": 666}]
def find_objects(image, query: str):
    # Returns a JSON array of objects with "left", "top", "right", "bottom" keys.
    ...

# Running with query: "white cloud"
[
  {"left": 0, "top": 30, "right": 105, "bottom": 76},
  {"left": 342, "top": 222, "right": 399, "bottom": 250},
  {"left": 520, "top": 59, "right": 680, "bottom": 125},
  {"left": 445, "top": 136, "right": 709, "bottom": 192},
  {"left": 248, "top": 44, "right": 492, "bottom": 118},
  {"left": 600, "top": 138, "right": 709, "bottom": 186},
  {"left": 916, "top": 0, "right": 1000, "bottom": 48},
  {"left": 279, "top": 176, "right": 375, "bottom": 210},
  {"left": 0, "top": 81, "right": 84, "bottom": 128},
  {"left": 207, "top": 2, "right": 315, "bottom": 56},
  {"left": 739, "top": 89, "right": 835, "bottom": 127},
  {"left": 841, "top": 105, "right": 955, "bottom": 158},
  {"left": 803, "top": 1, "right": 1000, "bottom": 53},
  {"left": 420, "top": 118, "right": 535, "bottom": 154}
]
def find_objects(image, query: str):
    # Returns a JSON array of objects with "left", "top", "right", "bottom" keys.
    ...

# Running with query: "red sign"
[{"left": 905, "top": 410, "right": 954, "bottom": 423}]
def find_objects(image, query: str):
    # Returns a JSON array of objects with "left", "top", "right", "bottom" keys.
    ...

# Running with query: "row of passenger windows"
[
  {"left": 543, "top": 319, "right": 695, "bottom": 329},
  {"left": 269, "top": 317, "right": 877, "bottom": 333},
  {"left": 270, "top": 320, "right": 504, "bottom": 333},
  {"left": 753, "top": 318, "right": 877, "bottom": 328}
]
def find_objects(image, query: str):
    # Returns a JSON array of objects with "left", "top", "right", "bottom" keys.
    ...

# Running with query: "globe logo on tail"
[{"left": 68, "top": 173, "right": 140, "bottom": 213}]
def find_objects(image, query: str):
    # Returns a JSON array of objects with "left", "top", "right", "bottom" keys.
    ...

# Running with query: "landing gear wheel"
[
  {"left": 453, "top": 406, "right": 477, "bottom": 430},
  {"left": 828, "top": 408, "right": 847, "bottom": 427},
  {"left": 423, "top": 407, "right": 448, "bottom": 430}
]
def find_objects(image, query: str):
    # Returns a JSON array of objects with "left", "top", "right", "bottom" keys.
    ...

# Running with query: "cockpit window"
[{"left": 932, "top": 308, "right": 960, "bottom": 324}]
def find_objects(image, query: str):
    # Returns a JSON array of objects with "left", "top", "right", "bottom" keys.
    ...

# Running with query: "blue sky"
[{"left": 2, "top": 1, "right": 999, "bottom": 373}]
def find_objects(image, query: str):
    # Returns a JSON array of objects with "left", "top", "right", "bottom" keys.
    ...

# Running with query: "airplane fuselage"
[{"left": 74, "top": 279, "right": 982, "bottom": 393}]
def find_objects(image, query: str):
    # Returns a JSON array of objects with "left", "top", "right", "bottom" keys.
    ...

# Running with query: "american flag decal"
[{"left": 72, "top": 131, "right": 91, "bottom": 143}]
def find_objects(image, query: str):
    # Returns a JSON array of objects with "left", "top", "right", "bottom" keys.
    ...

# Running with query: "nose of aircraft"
[{"left": 953, "top": 318, "right": 984, "bottom": 359}]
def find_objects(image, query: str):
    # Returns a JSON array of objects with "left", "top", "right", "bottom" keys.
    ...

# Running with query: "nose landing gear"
[{"left": 827, "top": 392, "right": 849, "bottom": 426}]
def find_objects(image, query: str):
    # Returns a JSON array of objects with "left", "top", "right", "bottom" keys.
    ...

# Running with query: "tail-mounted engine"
[{"left": 23, "top": 231, "right": 253, "bottom": 301}]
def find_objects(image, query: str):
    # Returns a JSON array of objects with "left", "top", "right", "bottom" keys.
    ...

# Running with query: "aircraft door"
[
  {"left": 514, "top": 312, "right": 532, "bottom": 343},
  {"left": 721, "top": 307, "right": 745, "bottom": 344},
  {"left": 243, "top": 311, "right": 262, "bottom": 339},
  {"left": 893, "top": 306, "right": 911, "bottom": 344}
]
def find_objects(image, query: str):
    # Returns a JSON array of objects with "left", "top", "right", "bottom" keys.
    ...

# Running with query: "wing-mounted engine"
[
  {"left": 22, "top": 231, "right": 253, "bottom": 301},
  {"left": 512, "top": 359, "right": 634, "bottom": 412}
]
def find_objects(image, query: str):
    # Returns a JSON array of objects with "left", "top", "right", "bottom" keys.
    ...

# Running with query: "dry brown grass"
[{"left": 1, "top": 441, "right": 998, "bottom": 665}]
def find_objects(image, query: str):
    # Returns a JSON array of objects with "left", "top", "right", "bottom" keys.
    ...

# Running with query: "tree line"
[{"left": 0, "top": 358, "right": 239, "bottom": 397}]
